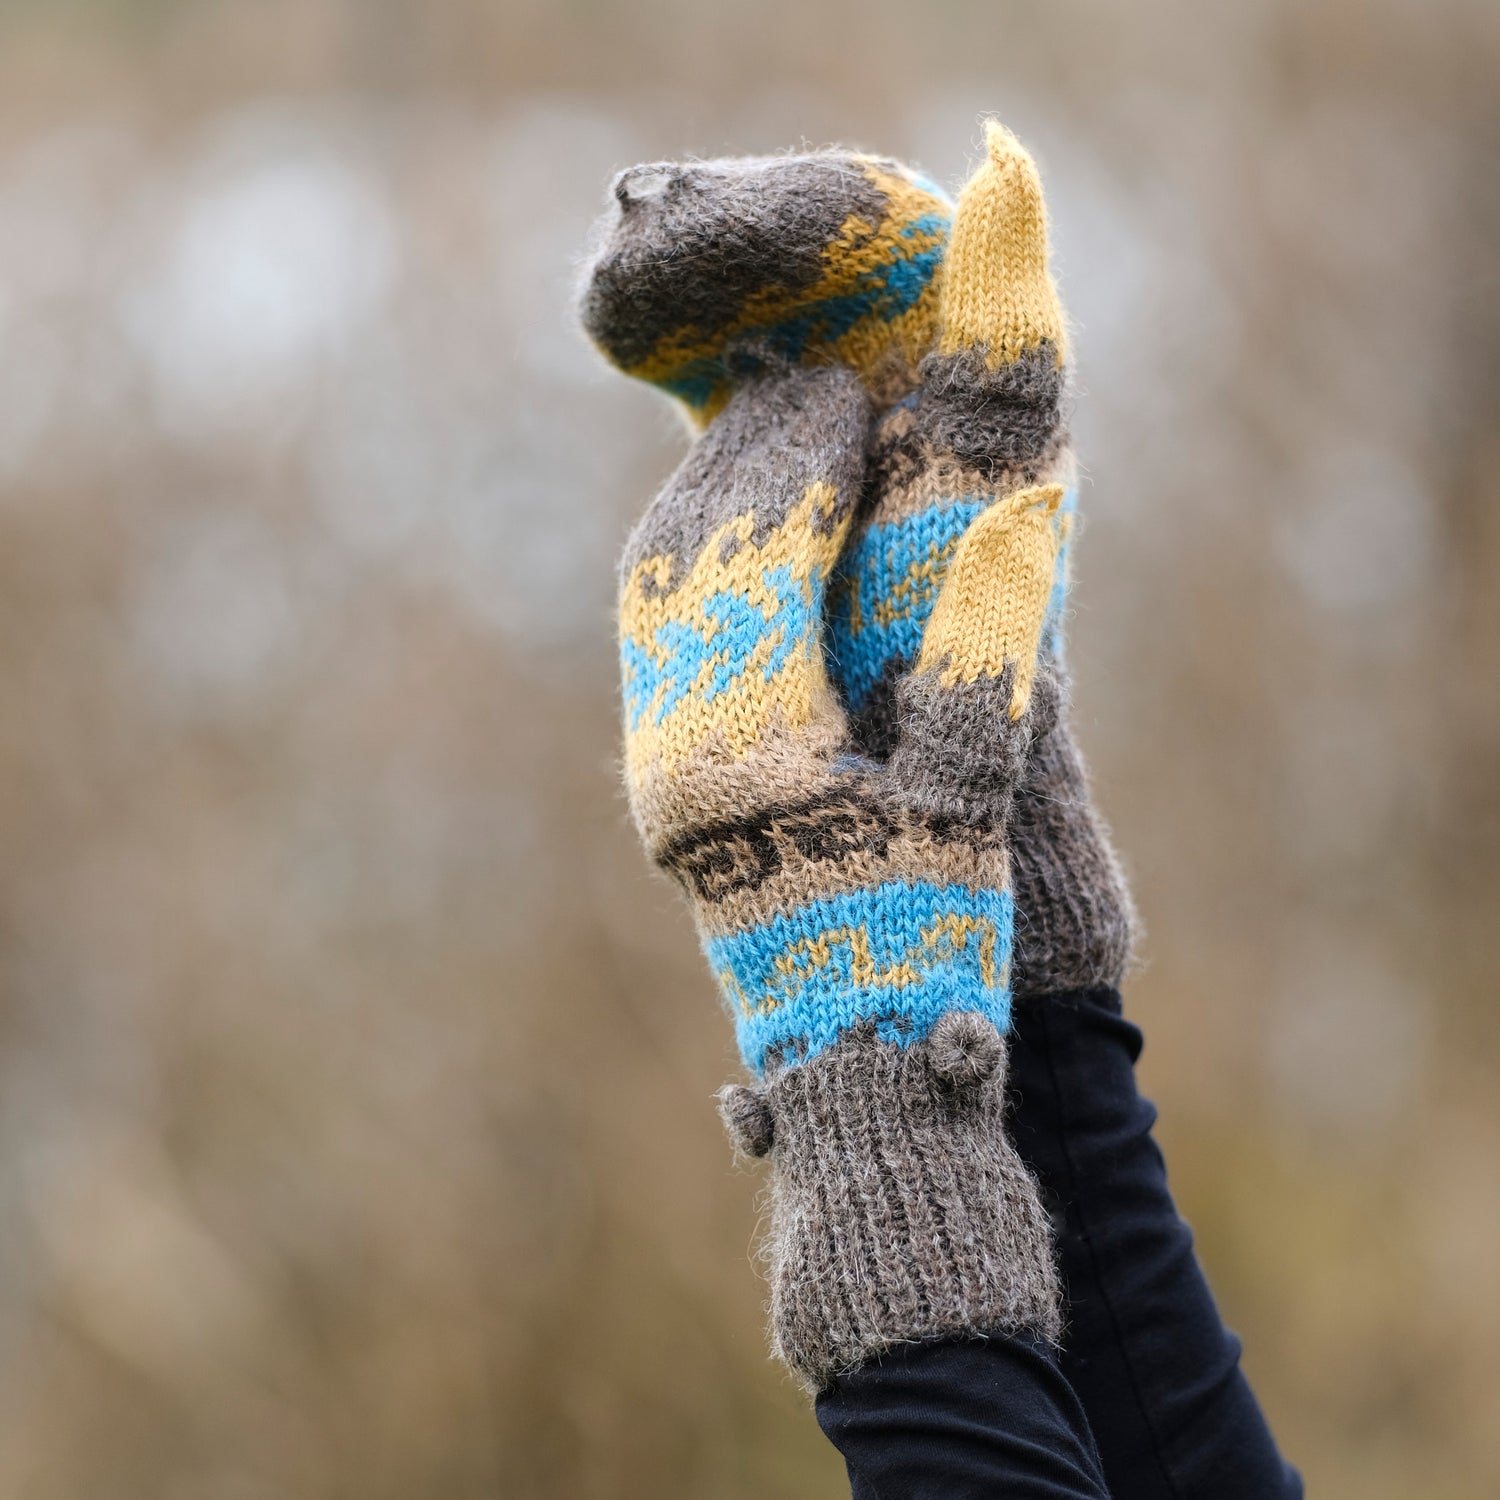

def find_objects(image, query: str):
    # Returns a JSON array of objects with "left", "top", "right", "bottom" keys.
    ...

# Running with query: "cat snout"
[{"left": 613, "top": 164, "right": 676, "bottom": 208}]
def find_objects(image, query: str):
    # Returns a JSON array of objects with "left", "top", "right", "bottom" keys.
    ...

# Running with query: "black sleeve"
[
  {"left": 1008, "top": 987, "right": 1303, "bottom": 1500},
  {"left": 816, "top": 1333, "right": 1111, "bottom": 1500}
]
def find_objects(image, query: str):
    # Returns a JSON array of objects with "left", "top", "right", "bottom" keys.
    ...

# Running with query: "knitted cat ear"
[{"left": 938, "top": 120, "right": 1067, "bottom": 371}]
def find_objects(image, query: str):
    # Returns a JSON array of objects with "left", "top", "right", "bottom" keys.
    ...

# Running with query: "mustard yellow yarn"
[
  {"left": 619, "top": 482, "right": 849, "bottom": 785},
  {"left": 938, "top": 122, "right": 1066, "bottom": 370}
]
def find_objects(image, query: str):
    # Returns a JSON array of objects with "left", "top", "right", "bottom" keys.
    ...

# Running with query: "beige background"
[{"left": 0, "top": 0, "right": 1496, "bottom": 1494}]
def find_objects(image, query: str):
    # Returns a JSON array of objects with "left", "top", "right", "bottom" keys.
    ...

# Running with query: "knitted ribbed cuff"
[
  {"left": 1009, "top": 667, "right": 1136, "bottom": 997},
  {"left": 718, "top": 1014, "right": 1061, "bottom": 1390}
]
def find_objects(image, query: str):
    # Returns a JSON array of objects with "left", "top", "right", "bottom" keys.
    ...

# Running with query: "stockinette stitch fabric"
[
  {"left": 581, "top": 130, "right": 1136, "bottom": 1000},
  {"left": 582, "top": 134, "right": 1069, "bottom": 1389}
]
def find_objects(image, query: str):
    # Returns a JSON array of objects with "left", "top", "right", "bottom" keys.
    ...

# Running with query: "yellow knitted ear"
[
  {"left": 938, "top": 121, "right": 1066, "bottom": 370},
  {"left": 915, "top": 484, "right": 1063, "bottom": 719}
]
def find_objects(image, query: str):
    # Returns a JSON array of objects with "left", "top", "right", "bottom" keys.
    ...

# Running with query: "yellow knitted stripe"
[
  {"left": 938, "top": 121, "right": 1066, "bottom": 370},
  {"left": 620, "top": 483, "right": 849, "bottom": 785},
  {"left": 823, "top": 159, "right": 947, "bottom": 382},
  {"left": 915, "top": 483, "right": 1064, "bottom": 719}
]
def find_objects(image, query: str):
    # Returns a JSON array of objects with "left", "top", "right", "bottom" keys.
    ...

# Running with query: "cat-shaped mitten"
[{"left": 583, "top": 149, "right": 1069, "bottom": 1385}]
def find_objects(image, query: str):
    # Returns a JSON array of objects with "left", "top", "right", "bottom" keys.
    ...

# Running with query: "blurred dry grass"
[{"left": 0, "top": 0, "right": 1495, "bottom": 1495}]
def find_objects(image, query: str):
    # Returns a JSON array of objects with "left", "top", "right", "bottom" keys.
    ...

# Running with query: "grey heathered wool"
[
  {"left": 581, "top": 154, "right": 893, "bottom": 372},
  {"left": 719, "top": 1014, "right": 1061, "bottom": 1391},
  {"left": 909, "top": 342, "right": 1068, "bottom": 480},
  {"left": 585, "top": 134, "right": 1075, "bottom": 1393},
  {"left": 1009, "top": 663, "right": 1137, "bottom": 996}
]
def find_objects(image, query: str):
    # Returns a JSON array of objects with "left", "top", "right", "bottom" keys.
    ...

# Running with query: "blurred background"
[{"left": 0, "top": 0, "right": 1496, "bottom": 1494}]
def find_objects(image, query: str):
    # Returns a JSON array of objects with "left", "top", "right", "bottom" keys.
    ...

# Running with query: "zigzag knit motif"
[
  {"left": 708, "top": 879, "right": 1013, "bottom": 1075},
  {"left": 620, "top": 481, "right": 848, "bottom": 781}
]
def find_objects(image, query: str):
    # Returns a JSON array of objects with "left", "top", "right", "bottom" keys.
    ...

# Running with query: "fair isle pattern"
[
  {"left": 629, "top": 162, "right": 952, "bottom": 423},
  {"left": 829, "top": 494, "right": 987, "bottom": 711},
  {"left": 706, "top": 879, "right": 1013, "bottom": 1074},
  {"left": 620, "top": 482, "right": 849, "bottom": 787},
  {"left": 829, "top": 487, "right": 1077, "bottom": 712}
]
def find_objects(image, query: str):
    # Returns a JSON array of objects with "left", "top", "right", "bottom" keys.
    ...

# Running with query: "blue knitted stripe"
[
  {"left": 706, "top": 879, "right": 1013, "bottom": 1075},
  {"left": 659, "top": 213, "right": 951, "bottom": 410},
  {"left": 827, "top": 486, "right": 1078, "bottom": 708},
  {"left": 827, "top": 499, "right": 986, "bottom": 708}
]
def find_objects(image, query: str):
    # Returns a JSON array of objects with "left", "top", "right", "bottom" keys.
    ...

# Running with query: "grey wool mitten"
[{"left": 581, "top": 139, "right": 1068, "bottom": 1388}]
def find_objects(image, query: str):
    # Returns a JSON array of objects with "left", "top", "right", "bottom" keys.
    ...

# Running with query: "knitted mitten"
[
  {"left": 827, "top": 122, "right": 1135, "bottom": 999},
  {"left": 582, "top": 149, "right": 1068, "bottom": 1388}
]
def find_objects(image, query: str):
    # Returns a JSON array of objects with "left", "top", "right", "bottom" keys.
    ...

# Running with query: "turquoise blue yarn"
[
  {"left": 826, "top": 486, "right": 1078, "bottom": 710},
  {"left": 623, "top": 562, "right": 826, "bottom": 731},
  {"left": 707, "top": 879, "right": 1014, "bottom": 1076},
  {"left": 827, "top": 498, "right": 987, "bottom": 709}
]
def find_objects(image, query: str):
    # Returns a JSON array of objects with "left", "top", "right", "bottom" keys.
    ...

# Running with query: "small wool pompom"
[
  {"left": 928, "top": 1011, "right": 1004, "bottom": 1092},
  {"left": 717, "top": 1084, "right": 775, "bottom": 1158}
]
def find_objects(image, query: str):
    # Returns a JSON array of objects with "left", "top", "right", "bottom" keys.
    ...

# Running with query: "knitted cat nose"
[{"left": 614, "top": 164, "right": 675, "bottom": 207}]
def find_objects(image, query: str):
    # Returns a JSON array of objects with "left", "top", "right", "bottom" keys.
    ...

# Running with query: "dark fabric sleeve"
[
  {"left": 1008, "top": 987, "right": 1303, "bottom": 1500},
  {"left": 815, "top": 1334, "right": 1111, "bottom": 1500}
]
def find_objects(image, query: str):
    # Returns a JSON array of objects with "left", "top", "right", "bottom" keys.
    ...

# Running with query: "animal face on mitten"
[{"left": 579, "top": 151, "right": 952, "bottom": 423}]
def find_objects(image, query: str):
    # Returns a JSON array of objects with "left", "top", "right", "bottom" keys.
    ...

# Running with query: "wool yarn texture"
[{"left": 579, "top": 126, "right": 1111, "bottom": 1388}]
